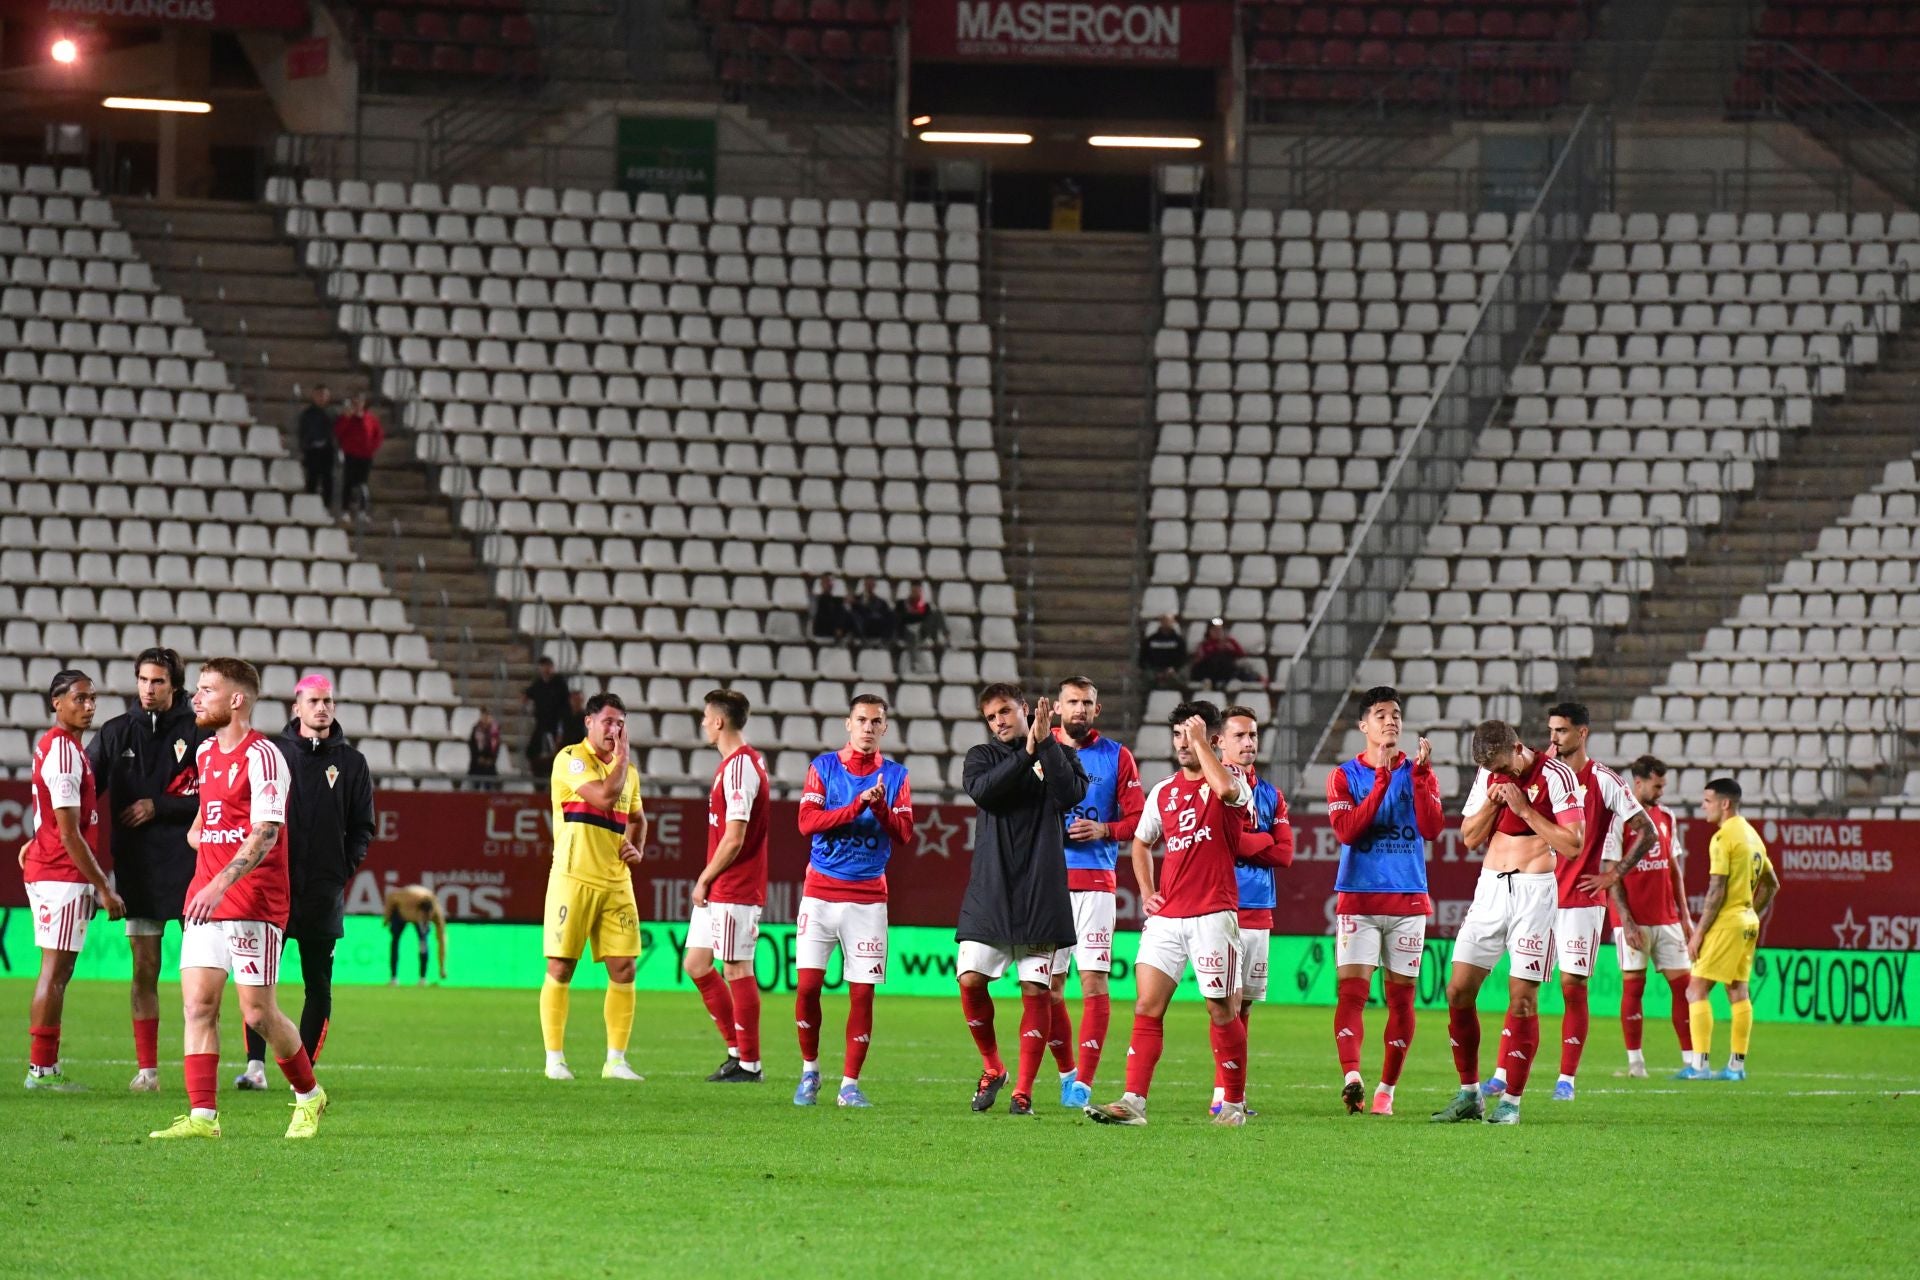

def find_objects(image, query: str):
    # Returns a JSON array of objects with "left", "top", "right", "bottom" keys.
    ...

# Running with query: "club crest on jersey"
[
  {"left": 174, "top": 739, "right": 186, "bottom": 763},
  {"left": 226, "top": 763, "right": 238, "bottom": 787},
  {"left": 1032, "top": 761, "right": 1045, "bottom": 780},
  {"left": 325, "top": 765, "right": 339, "bottom": 790},
  {"left": 1527, "top": 784, "right": 1540, "bottom": 803}
]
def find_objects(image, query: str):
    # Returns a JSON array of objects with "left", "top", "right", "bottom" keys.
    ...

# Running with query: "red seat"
[
  {"left": 455, "top": 13, "right": 493, "bottom": 41},
  {"left": 1284, "top": 36, "right": 1318, "bottom": 63},
  {"left": 697, "top": 0, "right": 729, "bottom": 22},
  {"left": 1252, "top": 37, "right": 1288, "bottom": 63},
  {"left": 1392, "top": 39, "right": 1425, "bottom": 68},
  {"left": 784, "top": 25, "right": 817, "bottom": 53},
  {"left": 1479, "top": 11, "right": 1514, "bottom": 38},
  {"left": 471, "top": 45, "right": 504, "bottom": 72},
  {"left": 1321, "top": 37, "right": 1354, "bottom": 66},
  {"left": 1832, "top": 9, "right": 1867, "bottom": 39},
  {"left": 770, "top": 0, "right": 804, "bottom": 21},
  {"left": 1756, "top": 8, "right": 1791, "bottom": 38},
  {"left": 1356, "top": 37, "right": 1391, "bottom": 66},
  {"left": 819, "top": 26, "right": 853, "bottom": 55},
  {"left": 1441, "top": 11, "right": 1475, "bottom": 38},
  {"left": 1793, "top": 10, "right": 1828, "bottom": 38},
  {"left": 500, "top": 13, "right": 533, "bottom": 42},
  {"left": 415, "top": 12, "right": 450, "bottom": 38},
  {"left": 372, "top": 8, "right": 407, "bottom": 37},
  {"left": 733, "top": 0, "right": 767, "bottom": 19},
  {"left": 808, "top": 0, "right": 843, "bottom": 20},
  {"left": 1331, "top": 7, "right": 1366, "bottom": 36},
  {"left": 1516, "top": 11, "right": 1553, "bottom": 40},
  {"left": 386, "top": 41, "right": 424, "bottom": 68},
  {"left": 1867, "top": 8, "right": 1900, "bottom": 39},
  {"left": 1369, "top": 9, "right": 1402, "bottom": 37},
  {"left": 1405, "top": 9, "right": 1438, "bottom": 37},
  {"left": 845, "top": 0, "right": 882, "bottom": 21},
  {"left": 1258, "top": 7, "right": 1294, "bottom": 35},
  {"left": 857, "top": 26, "right": 890, "bottom": 56},
  {"left": 1295, "top": 8, "right": 1329, "bottom": 36},
  {"left": 429, "top": 43, "right": 468, "bottom": 70}
]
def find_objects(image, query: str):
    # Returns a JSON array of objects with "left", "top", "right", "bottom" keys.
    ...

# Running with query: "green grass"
[{"left": 4, "top": 980, "right": 1917, "bottom": 1279}]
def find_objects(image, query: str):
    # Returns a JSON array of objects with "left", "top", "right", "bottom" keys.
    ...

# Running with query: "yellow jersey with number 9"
[
  {"left": 549, "top": 742, "right": 644, "bottom": 889},
  {"left": 1707, "top": 814, "right": 1771, "bottom": 918}
]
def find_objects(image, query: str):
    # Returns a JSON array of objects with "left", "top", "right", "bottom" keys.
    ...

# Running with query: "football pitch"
[{"left": 5, "top": 982, "right": 1917, "bottom": 1279}]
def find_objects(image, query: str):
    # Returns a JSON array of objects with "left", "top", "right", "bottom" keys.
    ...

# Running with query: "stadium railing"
[{"left": 1265, "top": 102, "right": 1610, "bottom": 796}]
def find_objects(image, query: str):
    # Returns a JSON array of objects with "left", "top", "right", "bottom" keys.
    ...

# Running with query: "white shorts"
[
  {"left": 179, "top": 919, "right": 284, "bottom": 986},
  {"left": 1136, "top": 910, "right": 1241, "bottom": 999},
  {"left": 1452, "top": 869, "right": 1556, "bottom": 981},
  {"left": 1552, "top": 905, "right": 1609, "bottom": 979},
  {"left": 1050, "top": 890, "right": 1118, "bottom": 976},
  {"left": 1337, "top": 912, "right": 1428, "bottom": 979},
  {"left": 1615, "top": 922, "right": 1690, "bottom": 973},
  {"left": 125, "top": 917, "right": 170, "bottom": 938},
  {"left": 687, "top": 901, "right": 762, "bottom": 964},
  {"left": 957, "top": 940, "right": 1055, "bottom": 985},
  {"left": 26, "top": 881, "right": 95, "bottom": 953},
  {"left": 1237, "top": 926, "right": 1271, "bottom": 1001},
  {"left": 797, "top": 896, "right": 889, "bottom": 984}
]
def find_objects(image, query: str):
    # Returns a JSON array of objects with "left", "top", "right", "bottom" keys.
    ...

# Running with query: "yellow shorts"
[
  {"left": 1693, "top": 912, "right": 1759, "bottom": 985},
  {"left": 544, "top": 875, "right": 641, "bottom": 961}
]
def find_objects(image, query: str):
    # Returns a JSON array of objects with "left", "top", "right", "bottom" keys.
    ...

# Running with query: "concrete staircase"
[
  {"left": 1574, "top": 305, "right": 1920, "bottom": 750},
  {"left": 985, "top": 230, "right": 1156, "bottom": 733},
  {"left": 114, "top": 198, "right": 538, "bottom": 768}
]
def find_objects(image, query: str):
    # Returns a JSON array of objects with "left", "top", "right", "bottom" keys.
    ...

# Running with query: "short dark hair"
[
  {"left": 584, "top": 692, "right": 625, "bottom": 717},
  {"left": 201, "top": 657, "right": 261, "bottom": 699},
  {"left": 1548, "top": 701, "right": 1590, "bottom": 727},
  {"left": 1222, "top": 703, "right": 1259, "bottom": 726},
  {"left": 977, "top": 682, "right": 1025, "bottom": 712},
  {"left": 48, "top": 669, "right": 91, "bottom": 711},
  {"left": 1170, "top": 700, "right": 1222, "bottom": 734},
  {"left": 135, "top": 646, "right": 184, "bottom": 691},
  {"left": 537, "top": 655, "right": 556, "bottom": 668},
  {"left": 1058, "top": 676, "right": 1098, "bottom": 697},
  {"left": 704, "top": 688, "right": 750, "bottom": 729},
  {"left": 1470, "top": 720, "right": 1519, "bottom": 771},
  {"left": 1706, "top": 777, "right": 1742, "bottom": 802},
  {"left": 1358, "top": 685, "right": 1401, "bottom": 717},
  {"left": 1629, "top": 755, "right": 1668, "bottom": 780},
  {"left": 850, "top": 693, "right": 889, "bottom": 714}
]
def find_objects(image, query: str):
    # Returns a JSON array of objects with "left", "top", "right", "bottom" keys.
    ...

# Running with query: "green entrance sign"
[{"left": 615, "top": 116, "right": 718, "bottom": 199}]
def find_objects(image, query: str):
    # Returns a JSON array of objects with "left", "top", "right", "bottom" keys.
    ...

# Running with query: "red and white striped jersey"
[{"left": 188, "top": 730, "right": 291, "bottom": 926}]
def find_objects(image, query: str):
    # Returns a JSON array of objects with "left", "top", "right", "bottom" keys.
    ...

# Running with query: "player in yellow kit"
[
  {"left": 540, "top": 692, "right": 647, "bottom": 1083},
  {"left": 1680, "top": 778, "right": 1778, "bottom": 1083}
]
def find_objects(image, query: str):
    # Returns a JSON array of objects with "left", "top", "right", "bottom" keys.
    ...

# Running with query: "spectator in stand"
[
  {"left": 296, "top": 385, "right": 337, "bottom": 510},
  {"left": 810, "top": 575, "right": 853, "bottom": 642},
  {"left": 522, "top": 657, "right": 571, "bottom": 778},
  {"left": 851, "top": 578, "right": 895, "bottom": 647},
  {"left": 895, "top": 582, "right": 948, "bottom": 665},
  {"left": 1141, "top": 613, "right": 1188, "bottom": 688},
  {"left": 466, "top": 707, "right": 501, "bottom": 790},
  {"left": 333, "top": 393, "right": 385, "bottom": 518},
  {"left": 1192, "top": 618, "right": 1262, "bottom": 690},
  {"left": 559, "top": 690, "right": 588, "bottom": 749}
]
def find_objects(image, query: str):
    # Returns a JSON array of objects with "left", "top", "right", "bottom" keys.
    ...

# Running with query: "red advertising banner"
[
  {"left": 910, "top": 0, "right": 1232, "bottom": 67},
  {"left": 0, "top": 0, "right": 309, "bottom": 31},
  {"left": 3, "top": 782, "right": 1913, "bottom": 950},
  {"left": 285, "top": 34, "right": 328, "bottom": 78}
]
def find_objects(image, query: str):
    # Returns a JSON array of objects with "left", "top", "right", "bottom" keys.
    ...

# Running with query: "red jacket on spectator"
[{"left": 334, "top": 410, "right": 384, "bottom": 461}]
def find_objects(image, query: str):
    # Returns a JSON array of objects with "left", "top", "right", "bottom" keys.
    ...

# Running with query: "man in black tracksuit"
[
  {"left": 956, "top": 682, "right": 1087, "bottom": 1117},
  {"left": 237, "top": 675, "right": 375, "bottom": 1087},
  {"left": 86, "top": 646, "right": 202, "bottom": 1093}
]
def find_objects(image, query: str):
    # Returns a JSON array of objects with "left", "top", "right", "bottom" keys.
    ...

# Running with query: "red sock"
[
  {"left": 1621, "top": 972, "right": 1647, "bottom": 1052},
  {"left": 1381, "top": 981, "right": 1416, "bottom": 1086},
  {"left": 726, "top": 975, "right": 761, "bottom": 1064},
  {"left": 28, "top": 1024, "right": 59, "bottom": 1070},
  {"left": 1210, "top": 1016, "right": 1248, "bottom": 1105},
  {"left": 1559, "top": 984, "right": 1590, "bottom": 1078},
  {"left": 133, "top": 1017, "right": 159, "bottom": 1071},
  {"left": 1075, "top": 992, "right": 1110, "bottom": 1089},
  {"left": 959, "top": 983, "right": 1004, "bottom": 1076},
  {"left": 1046, "top": 994, "right": 1075, "bottom": 1073},
  {"left": 693, "top": 970, "right": 737, "bottom": 1051},
  {"left": 1218, "top": 1005, "right": 1252, "bottom": 1088},
  {"left": 184, "top": 1051, "right": 218, "bottom": 1112},
  {"left": 276, "top": 1047, "right": 317, "bottom": 1094},
  {"left": 1667, "top": 973, "right": 1693, "bottom": 1052},
  {"left": 1123, "top": 1013, "right": 1164, "bottom": 1098},
  {"left": 845, "top": 983, "right": 874, "bottom": 1081},
  {"left": 1448, "top": 1005, "right": 1482, "bottom": 1085},
  {"left": 1015, "top": 989, "right": 1049, "bottom": 1100},
  {"left": 795, "top": 968, "right": 825, "bottom": 1064},
  {"left": 1334, "top": 976, "right": 1368, "bottom": 1074},
  {"left": 1499, "top": 1012, "right": 1541, "bottom": 1097}
]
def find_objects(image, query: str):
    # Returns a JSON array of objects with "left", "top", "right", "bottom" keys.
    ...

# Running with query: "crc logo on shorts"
[
  {"left": 1563, "top": 935, "right": 1591, "bottom": 958},
  {"left": 205, "top": 800, "right": 223, "bottom": 824},
  {"left": 1250, "top": 959, "right": 1269, "bottom": 978},
  {"left": 1195, "top": 951, "right": 1226, "bottom": 974},
  {"left": 1394, "top": 933, "right": 1422, "bottom": 951},
  {"left": 1087, "top": 930, "right": 1112, "bottom": 947},
  {"left": 229, "top": 931, "right": 262, "bottom": 955},
  {"left": 1514, "top": 936, "right": 1546, "bottom": 957},
  {"left": 854, "top": 939, "right": 885, "bottom": 957}
]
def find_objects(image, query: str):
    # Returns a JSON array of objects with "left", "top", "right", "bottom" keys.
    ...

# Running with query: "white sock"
[
  {"left": 1492, "top": 1067, "right": 1509, "bottom": 1085},
  {"left": 1060, "top": 1069, "right": 1074, "bottom": 1081},
  {"left": 294, "top": 1086, "right": 321, "bottom": 1103},
  {"left": 1506, "top": 1091, "right": 1524, "bottom": 1107},
  {"left": 1558, "top": 1073, "right": 1576, "bottom": 1087},
  {"left": 545, "top": 1049, "right": 567, "bottom": 1068},
  {"left": 1210, "top": 1085, "right": 1226, "bottom": 1104},
  {"left": 802, "top": 1059, "right": 819, "bottom": 1076},
  {"left": 727, "top": 1047, "right": 740, "bottom": 1060},
  {"left": 1376, "top": 1082, "right": 1395, "bottom": 1099},
  {"left": 191, "top": 1107, "right": 217, "bottom": 1120},
  {"left": 246, "top": 1058, "right": 266, "bottom": 1075},
  {"left": 606, "top": 1048, "right": 626, "bottom": 1064},
  {"left": 1692, "top": 1051, "right": 1707, "bottom": 1070},
  {"left": 1344, "top": 1069, "right": 1362, "bottom": 1086},
  {"left": 1626, "top": 1049, "right": 1646, "bottom": 1067},
  {"left": 840, "top": 1075, "right": 858, "bottom": 1090},
  {"left": 740, "top": 1060, "right": 761, "bottom": 1073},
  {"left": 1461, "top": 1080, "right": 1479, "bottom": 1093}
]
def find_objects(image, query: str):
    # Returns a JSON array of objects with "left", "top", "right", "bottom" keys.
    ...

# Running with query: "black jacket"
[
  {"left": 957, "top": 735, "right": 1087, "bottom": 949},
  {"left": 86, "top": 701, "right": 203, "bottom": 920},
  {"left": 297, "top": 404, "right": 336, "bottom": 452},
  {"left": 277, "top": 719, "right": 377, "bottom": 938}
]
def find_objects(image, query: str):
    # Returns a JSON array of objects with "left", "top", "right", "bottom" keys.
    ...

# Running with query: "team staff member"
[
  {"left": 87, "top": 646, "right": 201, "bottom": 1092},
  {"left": 237, "top": 676, "right": 374, "bottom": 1089}
]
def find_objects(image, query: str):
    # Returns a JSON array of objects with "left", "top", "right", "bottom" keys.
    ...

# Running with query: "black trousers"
[
  {"left": 302, "top": 447, "right": 336, "bottom": 507},
  {"left": 243, "top": 933, "right": 336, "bottom": 1063},
  {"left": 390, "top": 917, "right": 429, "bottom": 981},
  {"left": 341, "top": 456, "right": 373, "bottom": 513}
]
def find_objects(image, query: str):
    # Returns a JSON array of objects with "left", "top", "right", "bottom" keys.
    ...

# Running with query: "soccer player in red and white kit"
[
  {"left": 149, "top": 659, "right": 327, "bottom": 1139},
  {"left": 1612, "top": 756, "right": 1697, "bottom": 1077},
  {"left": 21, "top": 670, "right": 125, "bottom": 1090},
  {"left": 1535, "top": 703, "right": 1654, "bottom": 1102},
  {"left": 683, "top": 689, "right": 771, "bottom": 1084},
  {"left": 1088, "top": 701, "right": 1254, "bottom": 1128},
  {"left": 1431, "top": 720, "right": 1583, "bottom": 1126},
  {"left": 1213, "top": 706, "right": 1293, "bottom": 1115}
]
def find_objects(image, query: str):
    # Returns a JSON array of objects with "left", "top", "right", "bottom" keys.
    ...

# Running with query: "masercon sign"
[{"left": 912, "top": 0, "right": 1232, "bottom": 66}]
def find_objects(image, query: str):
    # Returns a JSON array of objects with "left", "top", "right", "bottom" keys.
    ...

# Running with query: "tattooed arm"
[{"left": 183, "top": 821, "right": 282, "bottom": 925}]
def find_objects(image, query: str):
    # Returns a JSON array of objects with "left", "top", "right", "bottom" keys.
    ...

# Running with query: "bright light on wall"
[
  {"left": 918, "top": 131, "right": 1032, "bottom": 145},
  {"left": 102, "top": 97, "right": 214, "bottom": 114},
  {"left": 911, "top": 114, "right": 932, "bottom": 127},
  {"left": 1087, "top": 135, "right": 1203, "bottom": 149},
  {"left": 50, "top": 37, "right": 79, "bottom": 64}
]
